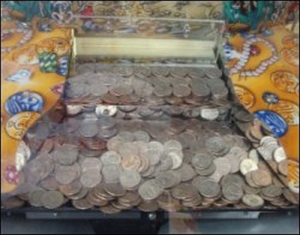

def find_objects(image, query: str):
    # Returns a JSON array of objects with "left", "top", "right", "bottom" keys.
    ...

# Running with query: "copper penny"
[{"left": 59, "top": 180, "right": 83, "bottom": 197}]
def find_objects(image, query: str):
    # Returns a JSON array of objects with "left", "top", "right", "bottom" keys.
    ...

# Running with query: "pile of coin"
[
  {"left": 2, "top": 115, "right": 298, "bottom": 212},
  {"left": 66, "top": 104, "right": 231, "bottom": 122},
  {"left": 66, "top": 66, "right": 228, "bottom": 105}
]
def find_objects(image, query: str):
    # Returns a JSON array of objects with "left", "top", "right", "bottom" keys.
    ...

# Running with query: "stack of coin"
[{"left": 66, "top": 65, "right": 227, "bottom": 106}]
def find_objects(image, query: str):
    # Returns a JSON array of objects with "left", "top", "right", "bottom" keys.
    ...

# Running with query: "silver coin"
[
  {"left": 213, "top": 157, "right": 232, "bottom": 176},
  {"left": 173, "top": 84, "right": 191, "bottom": 97},
  {"left": 153, "top": 84, "right": 172, "bottom": 97},
  {"left": 170, "top": 67, "right": 188, "bottom": 79},
  {"left": 152, "top": 67, "right": 170, "bottom": 77},
  {"left": 118, "top": 131, "right": 135, "bottom": 142},
  {"left": 79, "top": 120, "right": 98, "bottom": 138},
  {"left": 175, "top": 163, "right": 196, "bottom": 181},
  {"left": 90, "top": 84, "right": 108, "bottom": 97},
  {"left": 102, "top": 164, "right": 121, "bottom": 184},
  {"left": 164, "top": 140, "right": 183, "bottom": 154},
  {"left": 138, "top": 179, "right": 163, "bottom": 200},
  {"left": 98, "top": 116, "right": 116, "bottom": 130},
  {"left": 66, "top": 105, "right": 82, "bottom": 116},
  {"left": 192, "top": 152, "right": 213, "bottom": 169},
  {"left": 155, "top": 171, "right": 181, "bottom": 189},
  {"left": 140, "top": 141, "right": 163, "bottom": 165},
  {"left": 110, "top": 83, "right": 133, "bottom": 96},
  {"left": 188, "top": 68, "right": 205, "bottom": 79},
  {"left": 222, "top": 183, "right": 244, "bottom": 201},
  {"left": 168, "top": 151, "right": 183, "bottom": 170},
  {"left": 118, "top": 142, "right": 139, "bottom": 158},
  {"left": 197, "top": 179, "right": 221, "bottom": 198},
  {"left": 203, "top": 67, "right": 222, "bottom": 79},
  {"left": 133, "top": 80, "right": 154, "bottom": 97},
  {"left": 96, "top": 105, "right": 117, "bottom": 116},
  {"left": 97, "top": 127, "right": 117, "bottom": 139},
  {"left": 101, "top": 151, "right": 121, "bottom": 165},
  {"left": 114, "top": 66, "right": 133, "bottom": 77},
  {"left": 191, "top": 82, "right": 210, "bottom": 97},
  {"left": 200, "top": 108, "right": 219, "bottom": 120},
  {"left": 134, "top": 66, "right": 151, "bottom": 78},
  {"left": 120, "top": 170, "right": 141, "bottom": 189},
  {"left": 133, "top": 130, "right": 150, "bottom": 142},
  {"left": 81, "top": 158, "right": 102, "bottom": 172},
  {"left": 53, "top": 144, "right": 78, "bottom": 166},
  {"left": 80, "top": 171, "right": 102, "bottom": 188},
  {"left": 107, "top": 136, "right": 125, "bottom": 152}
]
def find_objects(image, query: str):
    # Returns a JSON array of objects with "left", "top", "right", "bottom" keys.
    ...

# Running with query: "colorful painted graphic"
[{"left": 226, "top": 26, "right": 299, "bottom": 193}]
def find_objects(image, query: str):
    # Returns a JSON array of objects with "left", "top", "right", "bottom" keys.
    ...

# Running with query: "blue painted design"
[
  {"left": 5, "top": 91, "right": 44, "bottom": 116},
  {"left": 5, "top": 69, "right": 32, "bottom": 84},
  {"left": 262, "top": 92, "right": 279, "bottom": 104},
  {"left": 262, "top": 29, "right": 273, "bottom": 36},
  {"left": 240, "top": 32, "right": 256, "bottom": 39},
  {"left": 56, "top": 56, "right": 69, "bottom": 76},
  {"left": 254, "top": 110, "right": 288, "bottom": 138}
]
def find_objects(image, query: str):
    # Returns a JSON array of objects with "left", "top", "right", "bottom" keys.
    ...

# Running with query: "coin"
[
  {"left": 100, "top": 205, "right": 121, "bottom": 214},
  {"left": 192, "top": 152, "right": 213, "bottom": 169},
  {"left": 195, "top": 163, "right": 216, "bottom": 176},
  {"left": 221, "top": 174, "right": 244, "bottom": 188},
  {"left": 261, "top": 185, "right": 283, "bottom": 198},
  {"left": 243, "top": 184, "right": 261, "bottom": 195},
  {"left": 40, "top": 176, "right": 59, "bottom": 191},
  {"left": 175, "top": 163, "right": 196, "bottom": 181},
  {"left": 248, "top": 149, "right": 259, "bottom": 164},
  {"left": 188, "top": 68, "right": 205, "bottom": 79},
  {"left": 68, "top": 187, "right": 89, "bottom": 200},
  {"left": 200, "top": 108, "right": 219, "bottom": 120},
  {"left": 81, "top": 158, "right": 102, "bottom": 172},
  {"left": 203, "top": 67, "right": 222, "bottom": 79},
  {"left": 120, "top": 170, "right": 141, "bottom": 189},
  {"left": 141, "top": 141, "right": 163, "bottom": 165},
  {"left": 171, "top": 183, "right": 199, "bottom": 200},
  {"left": 138, "top": 200, "right": 158, "bottom": 212},
  {"left": 102, "top": 164, "right": 121, "bottom": 183},
  {"left": 138, "top": 179, "right": 163, "bottom": 200},
  {"left": 72, "top": 198, "right": 93, "bottom": 210},
  {"left": 59, "top": 180, "right": 82, "bottom": 197},
  {"left": 156, "top": 171, "right": 181, "bottom": 189},
  {"left": 133, "top": 130, "right": 150, "bottom": 142},
  {"left": 153, "top": 84, "right": 172, "bottom": 97},
  {"left": 54, "top": 144, "right": 78, "bottom": 166},
  {"left": 173, "top": 84, "right": 191, "bottom": 97},
  {"left": 80, "top": 171, "right": 102, "bottom": 188},
  {"left": 273, "top": 147, "right": 287, "bottom": 163},
  {"left": 55, "top": 163, "right": 80, "bottom": 185},
  {"left": 283, "top": 188, "right": 299, "bottom": 205},
  {"left": 197, "top": 179, "right": 221, "bottom": 198},
  {"left": 251, "top": 169, "right": 272, "bottom": 187},
  {"left": 152, "top": 67, "right": 170, "bottom": 77},
  {"left": 28, "top": 190, "right": 46, "bottom": 207},
  {"left": 278, "top": 160, "right": 288, "bottom": 176},
  {"left": 79, "top": 120, "right": 98, "bottom": 138},
  {"left": 222, "top": 183, "right": 244, "bottom": 202},
  {"left": 41, "top": 191, "right": 64, "bottom": 209},
  {"left": 103, "top": 183, "right": 126, "bottom": 197},
  {"left": 242, "top": 194, "right": 264, "bottom": 208},
  {"left": 1, "top": 197, "right": 25, "bottom": 209},
  {"left": 214, "top": 157, "right": 232, "bottom": 176},
  {"left": 101, "top": 151, "right": 121, "bottom": 165},
  {"left": 240, "top": 159, "right": 258, "bottom": 175},
  {"left": 205, "top": 136, "right": 229, "bottom": 156}
]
